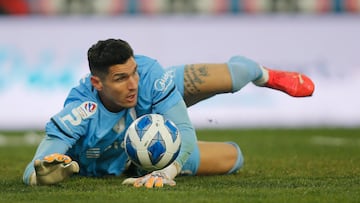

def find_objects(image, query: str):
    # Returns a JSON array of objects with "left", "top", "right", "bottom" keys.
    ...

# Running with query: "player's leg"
[
  {"left": 168, "top": 63, "right": 237, "bottom": 106},
  {"left": 169, "top": 55, "right": 315, "bottom": 107},
  {"left": 182, "top": 63, "right": 233, "bottom": 106},
  {"left": 196, "top": 141, "right": 244, "bottom": 175},
  {"left": 180, "top": 141, "right": 244, "bottom": 176}
]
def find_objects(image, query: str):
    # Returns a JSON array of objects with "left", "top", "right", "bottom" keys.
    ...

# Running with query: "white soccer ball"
[{"left": 124, "top": 114, "right": 181, "bottom": 171}]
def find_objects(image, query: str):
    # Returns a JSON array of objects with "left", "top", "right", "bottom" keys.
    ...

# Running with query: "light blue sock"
[
  {"left": 226, "top": 142, "right": 244, "bottom": 174},
  {"left": 227, "top": 55, "right": 263, "bottom": 92}
]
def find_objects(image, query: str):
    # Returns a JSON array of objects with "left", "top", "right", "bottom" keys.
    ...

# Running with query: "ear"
[{"left": 90, "top": 75, "right": 103, "bottom": 91}]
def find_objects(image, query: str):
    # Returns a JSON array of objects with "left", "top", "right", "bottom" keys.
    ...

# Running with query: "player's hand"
[
  {"left": 33, "top": 153, "right": 79, "bottom": 185},
  {"left": 122, "top": 171, "right": 176, "bottom": 188},
  {"left": 122, "top": 162, "right": 180, "bottom": 188}
]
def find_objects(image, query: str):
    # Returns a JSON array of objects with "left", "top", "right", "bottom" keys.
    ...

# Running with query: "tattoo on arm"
[{"left": 184, "top": 64, "right": 209, "bottom": 96}]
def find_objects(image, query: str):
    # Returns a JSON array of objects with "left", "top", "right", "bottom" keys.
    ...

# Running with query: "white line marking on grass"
[
  {"left": 0, "top": 134, "right": 8, "bottom": 145},
  {"left": 310, "top": 136, "right": 358, "bottom": 147},
  {"left": 0, "top": 132, "right": 43, "bottom": 146}
]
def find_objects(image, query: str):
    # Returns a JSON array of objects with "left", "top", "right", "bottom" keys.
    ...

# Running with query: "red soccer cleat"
[{"left": 265, "top": 68, "right": 315, "bottom": 97}]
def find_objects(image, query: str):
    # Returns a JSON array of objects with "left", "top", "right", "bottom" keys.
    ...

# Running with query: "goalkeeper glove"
[
  {"left": 122, "top": 161, "right": 180, "bottom": 188},
  {"left": 29, "top": 153, "right": 79, "bottom": 186}
]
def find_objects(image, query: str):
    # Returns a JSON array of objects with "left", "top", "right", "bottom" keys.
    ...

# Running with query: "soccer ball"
[{"left": 124, "top": 114, "right": 181, "bottom": 171}]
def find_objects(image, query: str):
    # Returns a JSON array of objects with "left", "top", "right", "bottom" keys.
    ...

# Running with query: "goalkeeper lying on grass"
[{"left": 23, "top": 39, "right": 314, "bottom": 188}]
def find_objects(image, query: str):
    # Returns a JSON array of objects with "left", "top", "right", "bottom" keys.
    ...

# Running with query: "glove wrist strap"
[
  {"left": 159, "top": 161, "right": 181, "bottom": 180},
  {"left": 29, "top": 171, "right": 37, "bottom": 186}
]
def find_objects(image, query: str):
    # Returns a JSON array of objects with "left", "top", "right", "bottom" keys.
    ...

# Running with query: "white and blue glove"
[{"left": 122, "top": 162, "right": 180, "bottom": 188}]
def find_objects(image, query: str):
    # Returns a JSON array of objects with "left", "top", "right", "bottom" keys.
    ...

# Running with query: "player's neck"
[{"left": 98, "top": 93, "right": 125, "bottom": 113}]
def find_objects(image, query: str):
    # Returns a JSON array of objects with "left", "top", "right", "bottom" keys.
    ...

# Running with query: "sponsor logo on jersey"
[
  {"left": 154, "top": 70, "right": 175, "bottom": 92},
  {"left": 85, "top": 102, "right": 97, "bottom": 112},
  {"left": 77, "top": 101, "right": 97, "bottom": 119}
]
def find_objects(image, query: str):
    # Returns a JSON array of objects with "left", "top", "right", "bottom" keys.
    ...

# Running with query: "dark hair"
[{"left": 87, "top": 39, "right": 134, "bottom": 78}]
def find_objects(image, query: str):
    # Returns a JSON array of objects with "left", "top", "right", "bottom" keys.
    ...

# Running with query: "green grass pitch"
[{"left": 1, "top": 128, "right": 359, "bottom": 203}]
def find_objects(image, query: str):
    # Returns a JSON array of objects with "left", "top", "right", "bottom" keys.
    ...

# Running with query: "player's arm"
[
  {"left": 23, "top": 120, "right": 80, "bottom": 186},
  {"left": 163, "top": 99, "right": 196, "bottom": 171},
  {"left": 148, "top": 61, "right": 197, "bottom": 170},
  {"left": 123, "top": 99, "right": 196, "bottom": 188}
]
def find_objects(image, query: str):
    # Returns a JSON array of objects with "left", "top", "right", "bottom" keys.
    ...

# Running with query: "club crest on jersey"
[
  {"left": 77, "top": 101, "right": 97, "bottom": 119},
  {"left": 154, "top": 70, "right": 174, "bottom": 92}
]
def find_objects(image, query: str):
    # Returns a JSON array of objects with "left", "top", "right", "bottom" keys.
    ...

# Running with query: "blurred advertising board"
[{"left": 1, "top": 16, "right": 359, "bottom": 129}]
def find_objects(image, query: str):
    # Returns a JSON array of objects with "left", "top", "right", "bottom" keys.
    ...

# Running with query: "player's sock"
[
  {"left": 227, "top": 55, "right": 263, "bottom": 92},
  {"left": 253, "top": 66, "right": 269, "bottom": 86},
  {"left": 226, "top": 142, "right": 244, "bottom": 174}
]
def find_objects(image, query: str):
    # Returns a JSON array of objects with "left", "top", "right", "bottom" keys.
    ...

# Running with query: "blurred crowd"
[{"left": 0, "top": 0, "right": 360, "bottom": 15}]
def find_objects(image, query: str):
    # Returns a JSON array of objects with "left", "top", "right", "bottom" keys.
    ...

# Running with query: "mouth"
[{"left": 126, "top": 93, "right": 137, "bottom": 103}]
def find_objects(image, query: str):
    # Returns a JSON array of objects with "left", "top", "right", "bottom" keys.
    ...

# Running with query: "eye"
[{"left": 114, "top": 74, "right": 129, "bottom": 82}]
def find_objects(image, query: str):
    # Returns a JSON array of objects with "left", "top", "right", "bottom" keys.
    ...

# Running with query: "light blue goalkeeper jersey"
[{"left": 24, "top": 55, "right": 195, "bottom": 181}]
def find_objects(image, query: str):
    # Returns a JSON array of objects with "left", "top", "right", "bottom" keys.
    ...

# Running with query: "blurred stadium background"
[
  {"left": 2, "top": 0, "right": 360, "bottom": 15},
  {"left": 0, "top": 0, "right": 359, "bottom": 131}
]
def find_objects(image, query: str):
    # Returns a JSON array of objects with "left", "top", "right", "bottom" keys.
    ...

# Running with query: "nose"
[{"left": 128, "top": 75, "right": 138, "bottom": 89}]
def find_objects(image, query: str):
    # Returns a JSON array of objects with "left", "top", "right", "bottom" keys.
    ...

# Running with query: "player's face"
[{"left": 92, "top": 57, "right": 139, "bottom": 112}]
